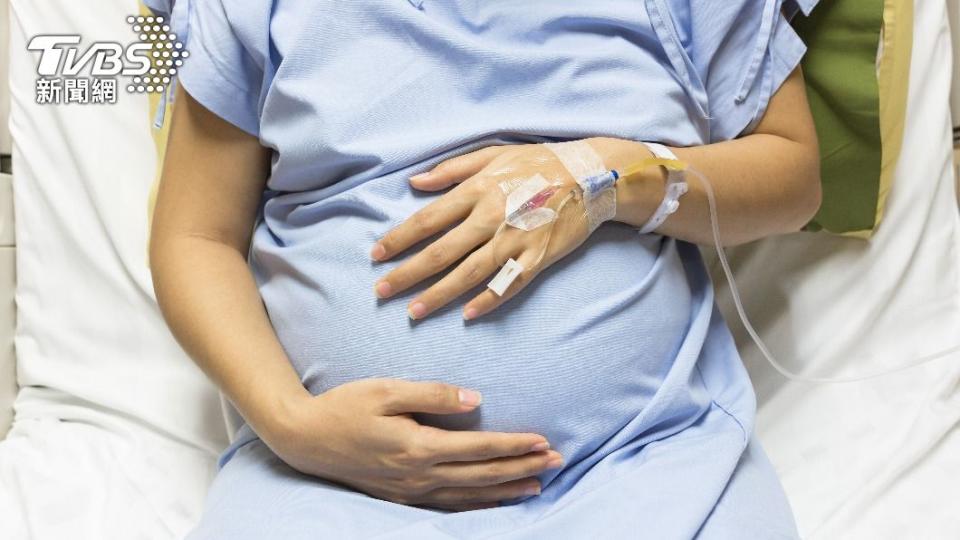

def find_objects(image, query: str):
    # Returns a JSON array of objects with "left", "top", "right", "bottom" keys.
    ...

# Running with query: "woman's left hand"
[{"left": 370, "top": 142, "right": 600, "bottom": 321}]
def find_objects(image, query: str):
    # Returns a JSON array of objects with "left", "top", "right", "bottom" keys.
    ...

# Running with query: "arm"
[
  {"left": 150, "top": 86, "right": 560, "bottom": 511},
  {"left": 149, "top": 85, "right": 303, "bottom": 436},
  {"left": 606, "top": 66, "right": 821, "bottom": 246},
  {"left": 371, "top": 67, "right": 820, "bottom": 318}
]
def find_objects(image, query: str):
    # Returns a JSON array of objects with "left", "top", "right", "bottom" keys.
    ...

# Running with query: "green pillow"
[{"left": 794, "top": 0, "right": 885, "bottom": 235}]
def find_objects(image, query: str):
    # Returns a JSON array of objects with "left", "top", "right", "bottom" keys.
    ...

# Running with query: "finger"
[
  {"left": 422, "top": 501, "right": 500, "bottom": 512},
  {"left": 404, "top": 240, "right": 500, "bottom": 319},
  {"left": 413, "top": 425, "right": 551, "bottom": 464},
  {"left": 429, "top": 451, "right": 563, "bottom": 488},
  {"left": 372, "top": 194, "right": 476, "bottom": 262},
  {"left": 462, "top": 241, "right": 544, "bottom": 320},
  {"left": 409, "top": 146, "right": 504, "bottom": 192},
  {"left": 420, "top": 477, "right": 545, "bottom": 505},
  {"left": 376, "top": 218, "right": 493, "bottom": 305},
  {"left": 377, "top": 380, "right": 486, "bottom": 415}
]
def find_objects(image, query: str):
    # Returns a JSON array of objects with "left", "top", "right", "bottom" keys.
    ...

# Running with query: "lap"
[
  {"left": 186, "top": 438, "right": 438, "bottom": 540},
  {"left": 187, "top": 405, "right": 798, "bottom": 539},
  {"left": 695, "top": 434, "right": 800, "bottom": 539}
]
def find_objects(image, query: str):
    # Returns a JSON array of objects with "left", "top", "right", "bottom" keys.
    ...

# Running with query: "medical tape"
[
  {"left": 544, "top": 141, "right": 615, "bottom": 232},
  {"left": 487, "top": 142, "right": 608, "bottom": 297},
  {"left": 489, "top": 143, "right": 960, "bottom": 382},
  {"left": 637, "top": 142, "right": 689, "bottom": 234},
  {"left": 487, "top": 257, "right": 524, "bottom": 296},
  {"left": 502, "top": 174, "right": 560, "bottom": 232}
]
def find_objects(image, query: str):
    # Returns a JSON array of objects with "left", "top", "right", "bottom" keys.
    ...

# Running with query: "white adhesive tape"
[
  {"left": 544, "top": 141, "right": 615, "bottom": 231},
  {"left": 487, "top": 258, "right": 524, "bottom": 296}
]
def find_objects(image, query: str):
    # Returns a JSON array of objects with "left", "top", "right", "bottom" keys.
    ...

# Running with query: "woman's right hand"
[{"left": 260, "top": 378, "right": 564, "bottom": 512}]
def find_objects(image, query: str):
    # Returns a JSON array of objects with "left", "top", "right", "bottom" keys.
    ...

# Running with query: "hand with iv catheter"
[
  {"left": 371, "top": 64, "right": 960, "bottom": 383},
  {"left": 370, "top": 68, "right": 823, "bottom": 321}
]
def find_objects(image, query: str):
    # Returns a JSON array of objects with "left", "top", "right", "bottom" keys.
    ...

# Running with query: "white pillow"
[
  {"left": 704, "top": 0, "right": 960, "bottom": 536},
  {"left": 8, "top": 0, "right": 229, "bottom": 454}
]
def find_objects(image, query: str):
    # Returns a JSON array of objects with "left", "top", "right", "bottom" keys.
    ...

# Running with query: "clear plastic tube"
[
  {"left": 686, "top": 166, "right": 960, "bottom": 383},
  {"left": 490, "top": 159, "right": 959, "bottom": 382}
]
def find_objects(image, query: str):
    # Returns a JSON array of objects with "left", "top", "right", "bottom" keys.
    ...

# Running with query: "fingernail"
[
  {"left": 546, "top": 457, "right": 564, "bottom": 469},
  {"left": 463, "top": 307, "right": 478, "bottom": 320},
  {"left": 458, "top": 388, "right": 483, "bottom": 406},
  {"left": 370, "top": 243, "right": 386, "bottom": 261},
  {"left": 523, "top": 484, "right": 541, "bottom": 496},
  {"left": 410, "top": 172, "right": 432, "bottom": 183},
  {"left": 408, "top": 302, "right": 427, "bottom": 320},
  {"left": 374, "top": 281, "right": 392, "bottom": 298},
  {"left": 530, "top": 441, "right": 550, "bottom": 452}
]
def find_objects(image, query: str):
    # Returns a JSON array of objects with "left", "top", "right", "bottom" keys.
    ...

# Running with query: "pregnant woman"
[{"left": 149, "top": 0, "right": 821, "bottom": 538}]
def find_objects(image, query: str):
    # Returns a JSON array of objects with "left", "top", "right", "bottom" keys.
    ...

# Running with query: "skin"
[
  {"left": 375, "top": 66, "right": 821, "bottom": 320},
  {"left": 150, "top": 66, "right": 818, "bottom": 511}
]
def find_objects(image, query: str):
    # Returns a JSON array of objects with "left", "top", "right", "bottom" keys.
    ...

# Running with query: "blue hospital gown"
[{"left": 150, "top": 0, "right": 818, "bottom": 537}]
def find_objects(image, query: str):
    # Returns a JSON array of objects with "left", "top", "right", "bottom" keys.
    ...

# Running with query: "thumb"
[
  {"left": 377, "top": 380, "right": 483, "bottom": 416},
  {"left": 409, "top": 146, "right": 503, "bottom": 191}
]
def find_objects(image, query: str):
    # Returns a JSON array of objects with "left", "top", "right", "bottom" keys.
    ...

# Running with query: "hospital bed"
[{"left": 0, "top": 0, "right": 958, "bottom": 538}]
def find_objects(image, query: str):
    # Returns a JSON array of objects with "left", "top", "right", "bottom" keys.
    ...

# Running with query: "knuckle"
[
  {"left": 475, "top": 440, "right": 496, "bottom": 458},
  {"left": 377, "top": 379, "right": 401, "bottom": 403},
  {"left": 463, "top": 262, "right": 485, "bottom": 284},
  {"left": 393, "top": 448, "right": 418, "bottom": 469},
  {"left": 483, "top": 462, "right": 509, "bottom": 482},
  {"left": 401, "top": 475, "right": 432, "bottom": 495},
  {"left": 414, "top": 421, "right": 437, "bottom": 440},
  {"left": 517, "top": 266, "right": 536, "bottom": 284},
  {"left": 430, "top": 384, "right": 450, "bottom": 408},
  {"left": 460, "top": 181, "right": 482, "bottom": 200},
  {"left": 425, "top": 243, "right": 448, "bottom": 268},
  {"left": 433, "top": 160, "right": 457, "bottom": 176},
  {"left": 531, "top": 456, "right": 551, "bottom": 474},
  {"left": 391, "top": 266, "right": 416, "bottom": 288},
  {"left": 401, "top": 441, "right": 431, "bottom": 468},
  {"left": 412, "top": 210, "right": 435, "bottom": 232},
  {"left": 478, "top": 208, "right": 505, "bottom": 229}
]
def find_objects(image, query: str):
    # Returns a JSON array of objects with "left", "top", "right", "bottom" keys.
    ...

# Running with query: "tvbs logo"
[
  {"left": 28, "top": 15, "right": 188, "bottom": 105},
  {"left": 28, "top": 35, "right": 153, "bottom": 78}
]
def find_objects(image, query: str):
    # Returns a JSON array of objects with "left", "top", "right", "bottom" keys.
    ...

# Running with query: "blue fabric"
[{"left": 160, "top": 1, "right": 814, "bottom": 537}]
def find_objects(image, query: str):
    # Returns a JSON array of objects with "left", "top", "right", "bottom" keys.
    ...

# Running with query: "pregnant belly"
[{"left": 252, "top": 213, "right": 695, "bottom": 465}]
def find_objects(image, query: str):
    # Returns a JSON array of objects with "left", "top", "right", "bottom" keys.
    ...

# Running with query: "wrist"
[
  {"left": 239, "top": 379, "right": 313, "bottom": 445},
  {"left": 586, "top": 137, "right": 666, "bottom": 227}
]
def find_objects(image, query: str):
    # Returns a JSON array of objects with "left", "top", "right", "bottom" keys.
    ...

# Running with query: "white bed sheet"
[
  {"left": 706, "top": 0, "right": 960, "bottom": 537},
  {"left": 1, "top": 0, "right": 228, "bottom": 538},
  {"left": 0, "top": 417, "right": 216, "bottom": 540}
]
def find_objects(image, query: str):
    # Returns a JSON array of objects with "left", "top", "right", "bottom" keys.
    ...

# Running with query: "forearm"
[
  {"left": 594, "top": 66, "right": 820, "bottom": 246},
  {"left": 150, "top": 235, "right": 309, "bottom": 438},
  {"left": 598, "top": 133, "right": 821, "bottom": 246}
]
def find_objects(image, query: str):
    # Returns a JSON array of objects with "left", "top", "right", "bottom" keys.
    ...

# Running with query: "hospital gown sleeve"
[
  {"left": 675, "top": 0, "right": 819, "bottom": 142},
  {"left": 172, "top": 0, "right": 269, "bottom": 138}
]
